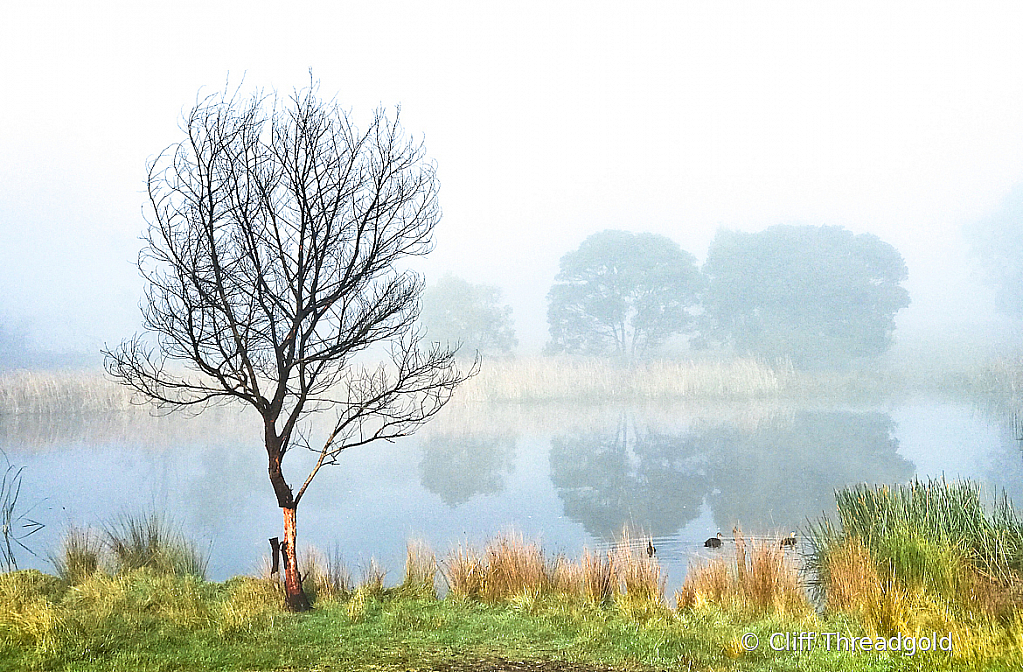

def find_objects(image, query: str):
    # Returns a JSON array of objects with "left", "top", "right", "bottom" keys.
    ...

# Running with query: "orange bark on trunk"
[{"left": 281, "top": 506, "right": 311, "bottom": 612}]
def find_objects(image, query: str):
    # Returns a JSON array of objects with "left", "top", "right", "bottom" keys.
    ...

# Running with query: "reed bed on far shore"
[
  {"left": 0, "top": 370, "right": 133, "bottom": 415},
  {"left": 455, "top": 356, "right": 793, "bottom": 403},
  {"left": 0, "top": 358, "right": 792, "bottom": 417},
  {"left": 7, "top": 353, "right": 1023, "bottom": 418}
]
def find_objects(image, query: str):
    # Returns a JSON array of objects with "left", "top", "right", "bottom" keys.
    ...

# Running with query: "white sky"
[{"left": 3, "top": 1, "right": 1023, "bottom": 354}]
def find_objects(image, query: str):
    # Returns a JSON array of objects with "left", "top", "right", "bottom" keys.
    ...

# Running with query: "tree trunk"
[{"left": 281, "top": 506, "right": 311, "bottom": 612}]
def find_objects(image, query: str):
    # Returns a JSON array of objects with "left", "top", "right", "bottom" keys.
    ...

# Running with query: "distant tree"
[
  {"left": 103, "top": 82, "right": 475, "bottom": 611},
  {"left": 420, "top": 274, "right": 516, "bottom": 356},
  {"left": 0, "top": 323, "right": 30, "bottom": 370},
  {"left": 702, "top": 225, "right": 910, "bottom": 367},
  {"left": 546, "top": 230, "right": 703, "bottom": 360},
  {"left": 965, "top": 187, "right": 1023, "bottom": 318}
]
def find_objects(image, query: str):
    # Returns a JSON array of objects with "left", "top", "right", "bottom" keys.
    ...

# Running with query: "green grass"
[{"left": 4, "top": 567, "right": 1017, "bottom": 671}]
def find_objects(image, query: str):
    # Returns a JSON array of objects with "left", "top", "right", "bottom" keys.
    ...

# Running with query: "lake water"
[{"left": 2, "top": 397, "right": 1021, "bottom": 591}]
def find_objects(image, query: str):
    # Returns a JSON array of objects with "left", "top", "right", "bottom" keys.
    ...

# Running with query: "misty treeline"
[
  {"left": 425, "top": 225, "right": 910, "bottom": 369},
  {"left": 967, "top": 186, "right": 1023, "bottom": 319},
  {"left": 0, "top": 323, "right": 91, "bottom": 371}
]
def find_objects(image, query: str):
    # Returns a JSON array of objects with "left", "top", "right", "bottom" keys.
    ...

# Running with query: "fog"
[{"left": 3, "top": 2, "right": 1023, "bottom": 360}]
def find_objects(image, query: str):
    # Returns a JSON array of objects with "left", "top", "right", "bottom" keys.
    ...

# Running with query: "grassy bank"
[
  {"left": 4, "top": 567, "right": 990, "bottom": 672},
  {"left": 4, "top": 515, "right": 1023, "bottom": 670}
]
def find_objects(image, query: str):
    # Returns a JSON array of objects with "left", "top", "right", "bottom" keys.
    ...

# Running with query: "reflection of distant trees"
[
  {"left": 418, "top": 434, "right": 516, "bottom": 506},
  {"left": 701, "top": 411, "right": 914, "bottom": 530},
  {"left": 548, "top": 418, "right": 708, "bottom": 538},
  {"left": 0, "top": 408, "right": 257, "bottom": 453},
  {"left": 984, "top": 414, "right": 1023, "bottom": 507},
  {"left": 548, "top": 410, "right": 915, "bottom": 537}
]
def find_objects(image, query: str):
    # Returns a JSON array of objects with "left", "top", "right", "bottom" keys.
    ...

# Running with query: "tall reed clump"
[
  {"left": 102, "top": 512, "right": 209, "bottom": 579},
  {"left": 676, "top": 526, "right": 809, "bottom": 616},
  {"left": 1, "top": 450, "right": 44, "bottom": 571},
  {"left": 828, "top": 478, "right": 1023, "bottom": 583},
  {"left": 49, "top": 525, "right": 103, "bottom": 585},
  {"left": 807, "top": 478, "right": 1023, "bottom": 648}
]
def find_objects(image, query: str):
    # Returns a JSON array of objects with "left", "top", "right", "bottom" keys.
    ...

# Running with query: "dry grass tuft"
[
  {"left": 580, "top": 549, "right": 617, "bottom": 605},
  {"left": 358, "top": 558, "right": 386, "bottom": 598},
  {"left": 547, "top": 554, "right": 582, "bottom": 596},
  {"left": 440, "top": 528, "right": 666, "bottom": 610},
  {"left": 217, "top": 576, "right": 284, "bottom": 635},
  {"left": 443, "top": 544, "right": 486, "bottom": 600},
  {"left": 299, "top": 546, "right": 351, "bottom": 603},
  {"left": 676, "top": 526, "right": 809, "bottom": 616},
  {"left": 399, "top": 539, "right": 438, "bottom": 598},
  {"left": 482, "top": 532, "right": 549, "bottom": 602},
  {"left": 820, "top": 535, "right": 881, "bottom": 618},
  {"left": 612, "top": 530, "right": 664, "bottom": 605},
  {"left": 102, "top": 512, "right": 208, "bottom": 579}
]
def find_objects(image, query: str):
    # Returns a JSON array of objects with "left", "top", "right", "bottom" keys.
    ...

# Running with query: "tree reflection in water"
[
  {"left": 702, "top": 411, "right": 914, "bottom": 530},
  {"left": 548, "top": 410, "right": 915, "bottom": 539},
  {"left": 418, "top": 434, "right": 516, "bottom": 506},
  {"left": 549, "top": 415, "right": 709, "bottom": 538}
]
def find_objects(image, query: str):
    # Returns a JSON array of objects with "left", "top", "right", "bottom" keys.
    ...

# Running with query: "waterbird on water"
[
  {"left": 780, "top": 531, "right": 797, "bottom": 548},
  {"left": 646, "top": 539, "right": 656, "bottom": 557},
  {"left": 704, "top": 532, "right": 723, "bottom": 549}
]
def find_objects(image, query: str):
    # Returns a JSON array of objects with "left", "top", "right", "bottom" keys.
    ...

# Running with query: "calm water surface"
[{"left": 3, "top": 398, "right": 1021, "bottom": 590}]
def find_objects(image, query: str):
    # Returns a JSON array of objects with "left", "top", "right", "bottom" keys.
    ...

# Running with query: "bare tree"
[{"left": 104, "top": 82, "right": 475, "bottom": 611}]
